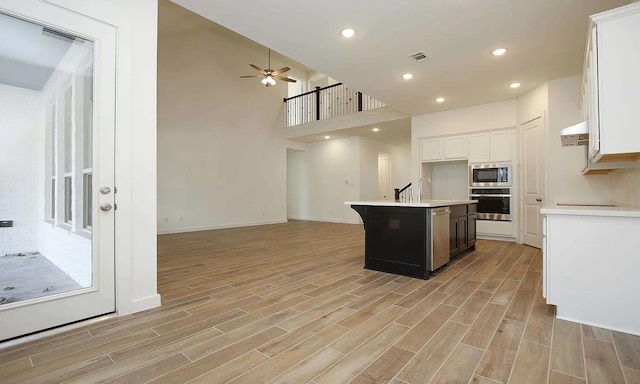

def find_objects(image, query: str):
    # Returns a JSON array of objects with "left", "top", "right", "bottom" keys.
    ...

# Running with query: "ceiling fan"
[{"left": 241, "top": 48, "right": 297, "bottom": 87}]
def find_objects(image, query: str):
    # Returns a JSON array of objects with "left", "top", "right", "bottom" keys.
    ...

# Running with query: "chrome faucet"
[{"left": 417, "top": 176, "right": 432, "bottom": 202}]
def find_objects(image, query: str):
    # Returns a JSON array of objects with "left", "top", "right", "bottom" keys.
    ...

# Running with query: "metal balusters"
[{"left": 283, "top": 83, "right": 387, "bottom": 127}]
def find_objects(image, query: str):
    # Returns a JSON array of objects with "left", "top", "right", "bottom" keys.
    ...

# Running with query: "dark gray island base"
[{"left": 347, "top": 201, "right": 477, "bottom": 280}]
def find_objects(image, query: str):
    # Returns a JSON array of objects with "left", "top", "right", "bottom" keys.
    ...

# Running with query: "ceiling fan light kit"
[
  {"left": 261, "top": 76, "right": 276, "bottom": 86},
  {"left": 241, "top": 48, "right": 297, "bottom": 87}
]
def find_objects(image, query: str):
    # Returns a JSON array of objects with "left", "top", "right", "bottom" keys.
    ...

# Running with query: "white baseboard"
[
  {"left": 131, "top": 294, "right": 162, "bottom": 313},
  {"left": 157, "top": 219, "right": 288, "bottom": 235},
  {"left": 555, "top": 314, "right": 640, "bottom": 337},
  {"left": 287, "top": 216, "right": 361, "bottom": 225},
  {"left": 477, "top": 234, "right": 518, "bottom": 242}
]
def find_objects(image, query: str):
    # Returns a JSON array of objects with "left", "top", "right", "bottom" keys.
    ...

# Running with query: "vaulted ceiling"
[{"left": 171, "top": 0, "right": 629, "bottom": 117}]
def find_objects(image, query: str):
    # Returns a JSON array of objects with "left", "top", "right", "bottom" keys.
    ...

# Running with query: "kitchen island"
[{"left": 346, "top": 200, "right": 477, "bottom": 279}]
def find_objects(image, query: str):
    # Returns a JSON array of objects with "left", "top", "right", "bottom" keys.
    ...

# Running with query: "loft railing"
[
  {"left": 394, "top": 183, "right": 412, "bottom": 202},
  {"left": 284, "top": 83, "right": 386, "bottom": 127}
]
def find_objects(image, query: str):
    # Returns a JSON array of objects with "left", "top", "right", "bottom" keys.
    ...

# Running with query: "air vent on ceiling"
[{"left": 409, "top": 51, "right": 430, "bottom": 62}]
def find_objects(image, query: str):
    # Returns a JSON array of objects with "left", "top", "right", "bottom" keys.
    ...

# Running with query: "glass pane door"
[{"left": 0, "top": 2, "right": 116, "bottom": 342}]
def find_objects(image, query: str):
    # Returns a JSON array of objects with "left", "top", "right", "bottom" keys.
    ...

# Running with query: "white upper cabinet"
[
  {"left": 420, "top": 135, "right": 467, "bottom": 162},
  {"left": 582, "top": 3, "right": 640, "bottom": 162},
  {"left": 420, "top": 138, "right": 444, "bottom": 161},
  {"left": 444, "top": 135, "right": 467, "bottom": 160},
  {"left": 468, "top": 130, "right": 513, "bottom": 163},
  {"left": 468, "top": 133, "right": 489, "bottom": 163}
]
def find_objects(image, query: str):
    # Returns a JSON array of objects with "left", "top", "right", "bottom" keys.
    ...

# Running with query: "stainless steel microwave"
[{"left": 469, "top": 163, "right": 511, "bottom": 187}]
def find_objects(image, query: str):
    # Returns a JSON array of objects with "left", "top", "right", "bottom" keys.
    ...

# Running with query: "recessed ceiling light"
[
  {"left": 372, "top": 128, "right": 380, "bottom": 132},
  {"left": 402, "top": 73, "right": 414, "bottom": 80},
  {"left": 435, "top": 97, "right": 445, "bottom": 103},
  {"left": 324, "top": 135, "right": 331, "bottom": 139},
  {"left": 340, "top": 28, "right": 356, "bottom": 38},
  {"left": 492, "top": 48, "right": 507, "bottom": 56},
  {"left": 509, "top": 82, "right": 521, "bottom": 88}
]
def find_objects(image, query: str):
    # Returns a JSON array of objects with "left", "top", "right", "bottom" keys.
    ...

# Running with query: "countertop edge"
[{"left": 541, "top": 204, "right": 640, "bottom": 218}]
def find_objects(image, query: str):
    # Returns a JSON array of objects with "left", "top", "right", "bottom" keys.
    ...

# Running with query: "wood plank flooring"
[{"left": 1, "top": 220, "right": 640, "bottom": 383}]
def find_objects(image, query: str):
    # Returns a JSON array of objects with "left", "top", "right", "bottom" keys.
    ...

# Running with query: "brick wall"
[{"left": 0, "top": 84, "right": 40, "bottom": 256}]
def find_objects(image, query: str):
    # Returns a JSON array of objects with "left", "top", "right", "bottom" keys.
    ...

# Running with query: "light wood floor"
[{"left": 1, "top": 220, "right": 639, "bottom": 383}]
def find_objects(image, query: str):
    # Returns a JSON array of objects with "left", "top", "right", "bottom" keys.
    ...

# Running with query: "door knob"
[
  {"left": 100, "top": 203, "right": 113, "bottom": 212},
  {"left": 100, "top": 186, "right": 111, "bottom": 195},
  {"left": 536, "top": 198, "right": 542, "bottom": 202}
]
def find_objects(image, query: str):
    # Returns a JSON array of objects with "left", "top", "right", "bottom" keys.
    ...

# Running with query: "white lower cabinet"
[
  {"left": 542, "top": 216, "right": 547, "bottom": 299},
  {"left": 542, "top": 210, "right": 640, "bottom": 334}
]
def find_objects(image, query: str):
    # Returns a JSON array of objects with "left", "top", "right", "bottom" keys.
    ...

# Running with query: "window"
[
  {"left": 64, "top": 176, "right": 73, "bottom": 223},
  {"left": 44, "top": 53, "right": 94, "bottom": 234},
  {"left": 63, "top": 87, "right": 73, "bottom": 225},
  {"left": 82, "top": 65, "right": 93, "bottom": 229},
  {"left": 83, "top": 172, "right": 92, "bottom": 228},
  {"left": 47, "top": 103, "right": 57, "bottom": 220}
]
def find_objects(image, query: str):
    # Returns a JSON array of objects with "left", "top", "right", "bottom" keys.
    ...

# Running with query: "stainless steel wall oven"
[{"left": 469, "top": 187, "right": 512, "bottom": 221}]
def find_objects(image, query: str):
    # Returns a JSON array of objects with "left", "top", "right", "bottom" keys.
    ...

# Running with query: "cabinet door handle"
[{"left": 536, "top": 198, "right": 542, "bottom": 202}]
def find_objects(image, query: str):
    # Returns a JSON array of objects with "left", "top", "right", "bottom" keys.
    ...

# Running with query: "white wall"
[
  {"left": 517, "top": 82, "right": 547, "bottom": 125},
  {"left": 157, "top": 1, "right": 298, "bottom": 234},
  {"left": 0, "top": 85, "right": 40, "bottom": 256},
  {"left": 44, "top": 0, "right": 160, "bottom": 313},
  {"left": 286, "top": 149, "right": 310, "bottom": 220},
  {"left": 430, "top": 161, "right": 469, "bottom": 200},
  {"left": 286, "top": 136, "right": 411, "bottom": 223},
  {"left": 611, "top": 163, "right": 640, "bottom": 206},
  {"left": 359, "top": 136, "right": 411, "bottom": 201},
  {"left": 546, "top": 76, "right": 611, "bottom": 204},
  {"left": 287, "top": 137, "right": 361, "bottom": 223}
]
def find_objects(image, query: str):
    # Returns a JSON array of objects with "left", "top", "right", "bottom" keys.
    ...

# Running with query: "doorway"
[
  {"left": 0, "top": 3, "right": 117, "bottom": 341},
  {"left": 521, "top": 116, "right": 546, "bottom": 248},
  {"left": 378, "top": 153, "right": 391, "bottom": 200}
]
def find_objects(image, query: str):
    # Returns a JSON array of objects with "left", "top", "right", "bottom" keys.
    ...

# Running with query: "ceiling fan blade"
[
  {"left": 240, "top": 75, "right": 263, "bottom": 78},
  {"left": 249, "top": 64, "right": 265, "bottom": 73},
  {"left": 272, "top": 66, "right": 290, "bottom": 75},
  {"left": 273, "top": 75, "right": 297, "bottom": 83}
]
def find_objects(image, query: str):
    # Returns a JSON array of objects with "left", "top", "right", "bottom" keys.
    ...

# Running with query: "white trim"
[
  {"left": 131, "top": 294, "right": 161, "bottom": 313},
  {"left": 476, "top": 234, "right": 518, "bottom": 242},
  {"left": 555, "top": 314, "right": 640, "bottom": 337},
  {"left": 157, "top": 219, "right": 288, "bottom": 235},
  {"left": 0, "top": 313, "right": 117, "bottom": 349},
  {"left": 286, "top": 216, "right": 361, "bottom": 225}
]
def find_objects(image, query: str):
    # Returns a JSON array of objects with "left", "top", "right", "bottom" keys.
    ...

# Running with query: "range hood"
[{"left": 560, "top": 120, "right": 589, "bottom": 146}]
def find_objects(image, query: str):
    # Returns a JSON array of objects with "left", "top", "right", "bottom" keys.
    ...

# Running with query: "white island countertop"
[
  {"left": 540, "top": 203, "right": 640, "bottom": 218},
  {"left": 345, "top": 200, "right": 477, "bottom": 208}
]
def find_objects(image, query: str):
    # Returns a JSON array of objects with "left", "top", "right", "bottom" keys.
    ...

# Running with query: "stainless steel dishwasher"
[{"left": 430, "top": 207, "right": 451, "bottom": 271}]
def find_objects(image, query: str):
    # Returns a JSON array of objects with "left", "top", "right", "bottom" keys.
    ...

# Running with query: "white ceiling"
[
  {"left": 171, "top": 0, "right": 629, "bottom": 118},
  {"left": 0, "top": 12, "right": 75, "bottom": 91}
]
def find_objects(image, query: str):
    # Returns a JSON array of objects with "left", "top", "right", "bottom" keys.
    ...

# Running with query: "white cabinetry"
[
  {"left": 420, "top": 135, "right": 467, "bottom": 162},
  {"left": 468, "top": 130, "right": 513, "bottom": 163},
  {"left": 541, "top": 208, "right": 640, "bottom": 335},
  {"left": 581, "top": 3, "right": 640, "bottom": 162}
]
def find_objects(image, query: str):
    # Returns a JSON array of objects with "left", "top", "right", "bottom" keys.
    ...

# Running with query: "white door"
[
  {"left": 0, "top": 1, "right": 116, "bottom": 341},
  {"left": 378, "top": 154, "right": 390, "bottom": 200},
  {"left": 521, "top": 116, "right": 545, "bottom": 248}
]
